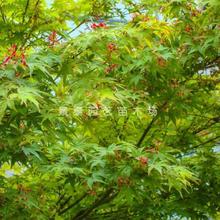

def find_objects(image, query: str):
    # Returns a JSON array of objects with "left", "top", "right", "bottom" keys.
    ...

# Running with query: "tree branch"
[
  {"left": 177, "top": 135, "right": 220, "bottom": 159},
  {"left": 72, "top": 188, "right": 117, "bottom": 220},
  {"left": 136, "top": 116, "right": 157, "bottom": 148},
  {"left": 22, "top": 0, "right": 30, "bottom": 23},
  {"left": 58, "top": 20, "right": 86, "bottom": 41},
  {"left": 21, "top": 0, "right": 40, "bottom": 48},
  {"left": 136, "top": 101, "right": 168, "bottom": 148},
  {"left": 191, "top": 135, "right": 220, "bottom": 149},
  {"left": 59, "top": 193, "right": 87, "bottom": 215},
  {"left": 58, "top": 196, "right": 72, "bottom": 212},
  {"left": 56, "top": 192, "right": 66, "bottom": 207}
]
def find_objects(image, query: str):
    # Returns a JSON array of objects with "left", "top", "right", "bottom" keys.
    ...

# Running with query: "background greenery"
[{"left": 0, "top": 0, "right": 219, "bottom": 219}]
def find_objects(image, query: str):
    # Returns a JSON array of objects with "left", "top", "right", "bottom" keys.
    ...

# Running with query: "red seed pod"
[
  {"left": 191, "top": 10, "right": 200, "bottom": 17},
  {"left": 105, "top": 66, "right": 112, "bottom": 74},
  {"left": 185, "top": 25, "right": 192, "bottom": 33},
  {"left": 2, "top": 56, "right": 12, "bottom": 66},
  {"left": 137, "top": 156, "right": 148, "bottom": 166},
  {"left": 8, "top": 44, "right": 17, "bottom": 53},
  {"left": 11, "top": 44, "right": 17, "bottom": 50},
  {"left": 21, "top": 52, "right": 28, "bottom": 67},
  {"left": 91, "top": 23, "right": 98, "bottom": 29},
  {"left": 105, "top": 64, "right": 117, "bottom": 74},
  {"left": 15, "top": 72, "right": 21, "bottom": 78},
  {"left": 157, "top": 57, "right": 166, "bottom": 67},
  {"left": 88, "top": 190, "right": 97, "bottom": 196},
  {"left": 91, "top": 22, "right": 107, "bottom": 29},
  {"left": 49, "top": 31, "right": 56, "bottom": 40},
  {"left": 117, "top": 176, "right": 124, "bottom": 187},
  {"left": 11, "top": 50, "right": 17, "bottom": 58},
  {"left": 1, "top": 44, "right": 17, "bottom": 67},
  {"left": 110, "top": 64, "right": 117, "bottom": 69},
  {"left": 48, "top": 31, "right": 58, "bottom": 46},
  {"left": 98, "top": 22, "right": 107, "bottom": 28},
  {"left": 107, "top": 43, "right": 116, "bottom": 52},
  {"left": 114, "top": 150, "right": 122, "bottom": 160}
]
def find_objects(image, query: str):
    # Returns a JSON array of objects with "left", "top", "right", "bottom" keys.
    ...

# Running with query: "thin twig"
[
  {"left": 72, "top": 188, "right": 116, "bottom": 220},
  {"left": 58, "top": 20, "right": 86, "bottom": 41},
  {"left": 58, "top": 196, "right": 72, "bottom": 213},
  {"left": 56, "top": 192, "right": 66, "bottom": 206},
  {"left": 59, "top": 193, "right": 87, "bottom": 215},
  {"left": 21, "top": 0, "right": 40, "bottom": 48},
  {"left": 22, "top": 0, "right": 30, "bottom": 23},
  {"left": 136, "top": 116, "right": 157, "bottom": 148},
  {"left": 136, "top": 101, "right": 168, "bottom": 148},
  {"left": 191, "top": 135, "right": 220, "bottom": 149}
]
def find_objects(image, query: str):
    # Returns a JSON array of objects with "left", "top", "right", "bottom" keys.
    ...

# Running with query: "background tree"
[{"left": 0, "top": 0, "right": 219, "bottom": 219}]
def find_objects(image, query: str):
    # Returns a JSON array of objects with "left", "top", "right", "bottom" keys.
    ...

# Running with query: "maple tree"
[{"left": 0, "top": 0, "right": 220, "bottom": 219}]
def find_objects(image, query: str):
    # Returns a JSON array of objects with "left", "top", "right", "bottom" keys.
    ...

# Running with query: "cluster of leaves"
[{"left": 0, "top": 0, "right": 219, "bottom": 219}]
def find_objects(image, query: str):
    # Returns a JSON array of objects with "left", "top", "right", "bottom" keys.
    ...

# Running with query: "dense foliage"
[{"left": 0, "top": 0, "right": 220, "bottom": 219}]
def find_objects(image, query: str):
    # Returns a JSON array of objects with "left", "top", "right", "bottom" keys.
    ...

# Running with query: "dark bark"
[{"left": 72, "top": 188, "right": 117, "bottom": 220}]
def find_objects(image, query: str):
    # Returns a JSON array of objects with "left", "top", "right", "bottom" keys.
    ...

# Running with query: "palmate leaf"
[
  {"left": 99, "top": 88, "right": 118, "bottom": 102},
  {"left": 27, "top": 52, "right": 60, "bottom": 83},
  {"left": 8, "top": 85, "right": 43, "bottom": 110},
  {"left": 22, "top": 146, "right": 41, "bottom": 160},
  {"left": 129, "top": 73, "right": 143, "bottom": 86},
  {"left": 165, "top": 166, "right": 199, "bottom": 193},
  {"left": 148, "top": 161, "right": 168, "bottom": 176},
  {"left": 90, "top": 158, "right": 106, "bottom": 169},
  {"left": 49, "top": 164, "right": 87, "bottom": 178},
  {"left": 86, "top": 171, "right": 107, "bottom": 189}
]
